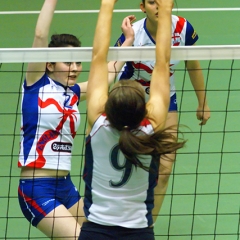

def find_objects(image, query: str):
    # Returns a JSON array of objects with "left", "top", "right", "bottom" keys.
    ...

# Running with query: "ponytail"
[{"left": 118, "top": 125, "right": 186, "bottom": 172}]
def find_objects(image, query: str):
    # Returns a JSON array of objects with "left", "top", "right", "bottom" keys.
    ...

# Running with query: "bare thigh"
[
  {"left": 68, "top": 197, "right": 85, "bottom": 226},
  {"left": 37, "top": 202, "right": 82, "bottom": 240}
]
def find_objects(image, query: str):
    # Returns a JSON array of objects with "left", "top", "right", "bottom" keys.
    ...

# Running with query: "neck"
[{"left": 145, "top": 18, "right": 158, "bottom": 39}]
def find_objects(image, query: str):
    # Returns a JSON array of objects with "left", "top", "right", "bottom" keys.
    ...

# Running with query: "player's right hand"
[{"left": 121, "top": 15, "right": 136, "bottom": 42}]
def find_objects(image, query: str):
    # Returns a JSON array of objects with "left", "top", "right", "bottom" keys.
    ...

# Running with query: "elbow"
[
  {"left": 34, "top": 28, "right": 48, "bottom": 41},
  {"left": 91, "top": 51, "right": 107, "bottom": 64},
  {"left": 157, "top": 55, "right": 171, "bottom": 67}
]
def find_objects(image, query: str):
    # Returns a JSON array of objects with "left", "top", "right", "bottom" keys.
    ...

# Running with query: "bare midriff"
[{"left": 20, "top": 167, "right": 69, "bottom": 179}]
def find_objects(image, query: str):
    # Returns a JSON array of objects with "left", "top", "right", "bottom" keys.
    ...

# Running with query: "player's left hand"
[{"left": 196, "top": 104, "right": 210, "bottom": 125}]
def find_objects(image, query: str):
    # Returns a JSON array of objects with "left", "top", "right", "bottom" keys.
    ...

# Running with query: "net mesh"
[{"left": 1, "top": 46, "right": 240, "bottom": 239}]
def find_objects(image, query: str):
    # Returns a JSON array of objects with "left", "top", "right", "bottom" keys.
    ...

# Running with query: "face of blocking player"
[
  {"left": 140, "top": 0, "right": 159, "bottom": 24},
  {"left": 140, "top": 0, "right": 174, "bottom": 25},
  {"left": 46, "top": 60, "right": 82, "bottom": 87},
  {"left": 46, "top": 35, "right": 82, "bottom": 87}
]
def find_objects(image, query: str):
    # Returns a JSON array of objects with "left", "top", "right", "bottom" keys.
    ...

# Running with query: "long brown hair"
[{"left": 105, "top": 80, "right": 186, "bottom": 171}]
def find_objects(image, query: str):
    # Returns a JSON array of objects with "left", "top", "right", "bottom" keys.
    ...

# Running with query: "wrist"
[
  {"left": 123, "top": 38, "right": 134, "bottom": 46},
  {"left": 198, "top": 101, "right": 208, "bottom": 107}
]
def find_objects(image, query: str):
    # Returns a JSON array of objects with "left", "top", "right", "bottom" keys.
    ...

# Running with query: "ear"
[
  {"left": 140, "top": 3, "right": 146, "bottom": 13},
  {"left": 46, "top": 62, "right": 54, "bottom": 72}
]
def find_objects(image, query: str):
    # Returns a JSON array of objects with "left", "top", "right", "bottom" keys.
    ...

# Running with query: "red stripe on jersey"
[
  {"left": 173, "top": 17, "right": 186, "bottom": 46},
  {"left": 69, "top": 94, "right": 79, "bottom": 106},
  {"left": 18, "top": 187, "right": 47, "bottom": 216},
  {"left": 132, "top": 61, "right": 153, "bottom": 74},
  {"left": 174, "top": 17, "right": 186, "bottom": 35},
  {"left": 170, "top": 63, "right": 174, "bottom": 77},
  {"left": 140, "top": 118, "right": 151, "bottom": 127}
]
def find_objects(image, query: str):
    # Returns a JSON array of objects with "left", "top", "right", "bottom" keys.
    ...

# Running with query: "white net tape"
[{"left": 1, "top": 45, "right": 240, "bottom": 63}]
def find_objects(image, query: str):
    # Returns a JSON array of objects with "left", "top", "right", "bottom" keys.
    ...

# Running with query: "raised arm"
[
  {"left": 26, "top": 0, "right": 58, "bottom": 86},
  {"left": 146, "top": 0, "right": 172, "bottom": 130},
  {"left": 108, "top": 15, "right": 135, "bottom": 85},
  {"left": 87, "top": 0, "right": 116, "bottom": 128},
  {"left": 80, "top": 14, "right": 134, "bottom": 103}
]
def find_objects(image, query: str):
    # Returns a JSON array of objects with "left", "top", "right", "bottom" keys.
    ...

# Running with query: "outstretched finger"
[{"left": 128, "top": 15, "right": 136, "bottom": 23}]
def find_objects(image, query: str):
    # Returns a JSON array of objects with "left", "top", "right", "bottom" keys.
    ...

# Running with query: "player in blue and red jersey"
[
  {"left": 111, "top": 0, "right": 211, "bottom": 222},
  {"left": 17, "top": 0, "right": 87, "bottom": 239}
]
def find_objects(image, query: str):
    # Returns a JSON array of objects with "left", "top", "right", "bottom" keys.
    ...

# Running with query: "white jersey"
[
  {"left": 115, "top": 15, "right": 199, "bottom": 100},
  {"left": 18, "top": 73, "right": 81, "bottom": 171},
  {"left": 83, "top": 114, "right": 159, "bottom": 228}
]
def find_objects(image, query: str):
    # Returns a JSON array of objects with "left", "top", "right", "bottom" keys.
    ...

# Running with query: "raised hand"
[
  {"left": 121, "top": 15, "right": 136, "bottom": 43},
  {"left": 196, "top": 104, "right": 211, "bottom": 125}
]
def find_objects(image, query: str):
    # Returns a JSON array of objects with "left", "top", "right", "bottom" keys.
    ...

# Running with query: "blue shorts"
[
  {"left": 18, "top": 174, "right": 81, "bottom": 227},
  {"left": 78, "top": 222, "right": 154, "bottom": 240},
  {"left": 169, "top": 93, "right": 177, "bottom": 112}
]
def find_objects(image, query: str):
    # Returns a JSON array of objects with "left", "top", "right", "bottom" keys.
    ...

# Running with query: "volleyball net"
[{"left": 1, "top": 45, "right": 240, "bottom": 239}]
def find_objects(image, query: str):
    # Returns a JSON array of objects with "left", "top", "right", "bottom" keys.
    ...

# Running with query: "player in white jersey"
[
  {"left": 109, "top": 0, "right": 211, "bottom": 222},
  {"left": 17, "top": 1, "right": 87, "bottom": 239},
  {"left": 79, "top": 0, "right": 186, "bottom": 239}
]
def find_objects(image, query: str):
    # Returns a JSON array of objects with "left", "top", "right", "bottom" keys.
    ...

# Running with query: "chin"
[{"left": 67, "top": 80, "right": 76, "bottom": 87}]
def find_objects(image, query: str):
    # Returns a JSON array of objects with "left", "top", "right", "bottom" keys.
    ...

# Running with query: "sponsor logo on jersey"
[
  {"left": 192, "top": 31, "right": 197, "bottom": 39},
  {"left": 51, "top": 142, "right": 72, "bottom": 153},
  {"left": 117, "top": 40, "right": 122, "bottom": 47},
  {"left": 172, "top": 33, "right": 181, "bottom": 46},
  {"left": 141, "top": 42, "right": 153, "bottom": 46},
  {"left": 145, "top": 87, "right": 150, "bottom": 95},
  {"left": 37, "top": 130, "right": 59, "bottom": 151}
]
